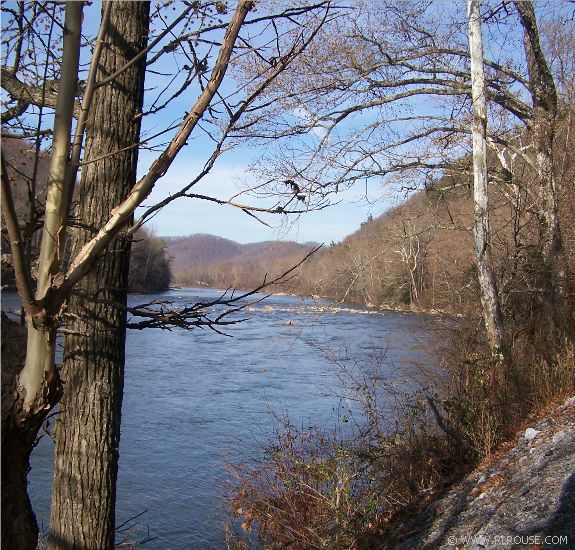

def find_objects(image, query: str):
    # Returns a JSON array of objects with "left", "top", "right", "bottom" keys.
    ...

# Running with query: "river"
[{"left": 2, "top": 288, "right": 437, "bottom": 548}]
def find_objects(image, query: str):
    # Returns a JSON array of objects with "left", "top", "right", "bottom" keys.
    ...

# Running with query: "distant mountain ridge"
[
  {"left": 165, "top": 234, "right": 317, "bottom": 270},
  {"left": 164, "top": 234, "right": 318, "bottom": 289},
  {"left": 165, "top": 234, "right": 245, "bottom": 271}
]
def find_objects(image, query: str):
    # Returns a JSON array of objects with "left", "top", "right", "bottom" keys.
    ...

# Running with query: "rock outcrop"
[{"left": 393, "top": 397, "right": 575, "bottom": 549}]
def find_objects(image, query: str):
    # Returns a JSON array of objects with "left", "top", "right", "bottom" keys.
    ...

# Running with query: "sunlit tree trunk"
[
  {"left": 513, "top": 0, "right": 563, "bottom": 331},
  {"left": 1, "top": 4, "right": 82, "bottom": 548},
  {"left": 467, "top": 0, "right": 505, "bottom": 356},
  {"left": 1, "top": 315, "right": 43, "bottom": 550},
  {"left": 48, "top": 3, "right": 150, "bottom": 549}
]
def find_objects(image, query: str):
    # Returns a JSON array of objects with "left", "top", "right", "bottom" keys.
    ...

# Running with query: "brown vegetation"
[
  {"left": 226, "top": 323, "right": 574, "bottom": 548},
  {"left": 225, "top": 86, "right": 575, "bottom": 550},
  {"left": 129, "top": 228, "right": 171, "bottom": 294},
  {"left": 167, "top": 234, "right": 316, "bottom": 290},
  {"left": 1, "top": 138, "right": 49, "bottom": 287}
]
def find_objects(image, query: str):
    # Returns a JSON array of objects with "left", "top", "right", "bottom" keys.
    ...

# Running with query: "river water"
[{"left": 2, "top": 288, "right": 437, "bottom": 548}]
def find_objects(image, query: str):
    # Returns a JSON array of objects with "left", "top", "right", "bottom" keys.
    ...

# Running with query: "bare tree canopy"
[{"left": 1, "top": 2, "right": 332, "bottom": 547}]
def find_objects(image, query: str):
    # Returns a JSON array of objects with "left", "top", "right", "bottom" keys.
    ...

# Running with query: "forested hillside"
[
  {"left": 283, "top": 147, "right": 569, "bottom": 314},
  {"left": 1, "top": 138, "right": 49, "bottom": 218},
  {"left": 166, "top": 234, "right": 316, "bottom": 290},
  {"left": 166, "top": 125, "right": 575, "bottom": 320},
  {"left": 287, "top": 113, "right": 575, "bottom": 324},
  {"left": 1, "top": 138, "right": 49, "bottom": 286},
  {"left": 1, "top": 138, "right": 170, "bottom": 294},
  {"left": 286, "top": 171, "right": 477, "bottom": 311}
]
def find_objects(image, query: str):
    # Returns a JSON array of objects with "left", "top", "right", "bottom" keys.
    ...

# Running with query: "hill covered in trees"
[
  {"left": 1, "top": 138, "right": 49, "bottom": 287},
  {"left": 164, "top": 125, "right": 574, "bottom": 336},
  {"left": 284, "top": 168, "right": 482, "bottom": 313},
  {"left": 165, "top": 234, "right": 317, "bottom": 290},
  {"left": 1, "top": 138, "right": 170, "bottom": 294},
  {"left": 286, "top": 132, "right": 574, "bottom": 324},
  {"left": 128, "top": 229, "right": 171, "bottom": 294}
]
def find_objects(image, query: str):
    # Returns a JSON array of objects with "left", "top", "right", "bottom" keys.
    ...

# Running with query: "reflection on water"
[{"left": 3, "top": 288, "right": 436, "bottom": 548}]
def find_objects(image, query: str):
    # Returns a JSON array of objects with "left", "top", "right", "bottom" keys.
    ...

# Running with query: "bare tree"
[
  {"left": 467, "top": 0, "right": 505, "bottom": 356},
  {"left": 1, "top": 1, "right": 331, "bottom": 547},
  {"left": 2, "top": 5, "right": 82, "bottom": 547},
  {"left": 514, "top": 0, "right": 563, "bottom": 331},
  {"left": 396, "top": 219, "right": 428, "bottom": 307},
  {"left": 232, "top": 0, "right": 571, "bottom": 339}
]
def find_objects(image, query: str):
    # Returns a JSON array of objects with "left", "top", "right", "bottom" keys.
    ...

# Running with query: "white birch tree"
[{"left": 467, "top": 0, "right": 505, "bottom": 356}]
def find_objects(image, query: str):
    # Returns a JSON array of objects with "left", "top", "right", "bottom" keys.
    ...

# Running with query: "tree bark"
[
  {"left": 2, "top": 4, "right": 82, "bottom": 548},
  {"left": 48, "top": 3, "right": 150, "bottom": 549},
  {"left": 1, "top": 314, "right": 62, "bottom": 550},
  {"left": 467, "top": 0, "right": 505, "bottom": 356},
  {"left": 513, "top": 0, "right": 563, "bottom": 331}
]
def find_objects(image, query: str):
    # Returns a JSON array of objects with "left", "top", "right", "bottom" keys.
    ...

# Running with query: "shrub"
[{"left": 226, "top": 320, "right": 575, "bottom": 548}]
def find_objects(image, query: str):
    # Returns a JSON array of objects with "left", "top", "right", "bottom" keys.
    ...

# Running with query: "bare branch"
[
  {"left": 62, "top": 0, "right": 112, "bottom": 228},
  {"left": 133, "top": 4, "right": 333, "bottom": 229},
  {"left": 126, "top": 245, "right": 321, "bottom": 332},
  {"left": 1, "top": 99, "right": 28, "bottom": 123},
  {"left": 426, "top": 395, "right": 471, "bottom": 450},
  {"left": 1, "top": 64, "right": 81, "bottom": 117},
  {"left": 35, "top": 1, "right": 82, "bottom": 300},
  {"left": 1, "top": 154, "right": 40, "bottom": 318},
  {"left": 70, "top": 246, "right": 321, "bottom": 334},
  {"left": 60, "top": 1, "right": 255, "bottom": 296},
  {"left": 145, "top": 2, "right": 334, "bottom": 66}
]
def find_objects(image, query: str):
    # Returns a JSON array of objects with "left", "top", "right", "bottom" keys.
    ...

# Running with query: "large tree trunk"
[
  {"left": 467, "top": 0, "right": 506, "bottom": 356},
  {"left": 48, "top": 3, "right": 150, "bottom": 549},
  {"left": 513, "top": 0, "right": 563, "bottom": 332}
]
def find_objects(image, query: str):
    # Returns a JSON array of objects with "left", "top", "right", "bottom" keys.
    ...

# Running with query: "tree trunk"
[
  {"left": 2, "top": 423, "right": 39, "bottom": 550},
  {"left": 2, "top": 4, "right": 82, "bottom": 547},
  {"left": 48, "top": 3, "right": 150, "bottom": 549},
  {"left": 513, "top": 0, "right": 563, "bottom": 331},
  {"left": 1, "top": 314, "right": 62, "bottom": 550},
  {"left": 467, "top": 0, "right": 506, "bottom": 356},
  {"left": 1, "top": 321, "right": 35, "bottom": 550}
]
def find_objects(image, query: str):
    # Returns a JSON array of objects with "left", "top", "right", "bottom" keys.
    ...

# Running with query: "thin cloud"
[{"left": 292, "top": 106, "right": 329, "bottom": 140}]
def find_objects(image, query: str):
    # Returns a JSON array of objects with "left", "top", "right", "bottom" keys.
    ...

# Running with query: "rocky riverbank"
[{"left": 391, "top": 397, "right": 575, "bottom": 549}]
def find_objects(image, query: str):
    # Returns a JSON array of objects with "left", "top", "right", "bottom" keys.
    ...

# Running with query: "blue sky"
[
  {"left": 7, "top": 1, "right": 565, "bottom": 245},
  {"left": 2, "top": 1, "right": 390, "bottom": 244},
  {"left": 118, "top": 2, "right": 401, "bottom": 245},
  {"left": 135, "top": 143, "right": 394, "bottom": 245}
]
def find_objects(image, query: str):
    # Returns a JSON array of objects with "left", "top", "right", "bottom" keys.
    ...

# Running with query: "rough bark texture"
[
  {"left": 514, "top": 0, "right": 562, "bottom": 331},
  {"left": 1, "top": 319, "right": 35, "bottom": 549},
  {"left": 1, "top": 317, "right": 62, "bottom": 550},
  {"left": 48, "top": 3, "right": 150, "bottom": 549},
  {"left": 1, "top": 313, "right": 59, "bottom": 550}
]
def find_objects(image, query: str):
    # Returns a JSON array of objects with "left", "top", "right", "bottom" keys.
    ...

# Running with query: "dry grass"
[{"left": 225, "top": 323, "right": 575, "bottom": 549}]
